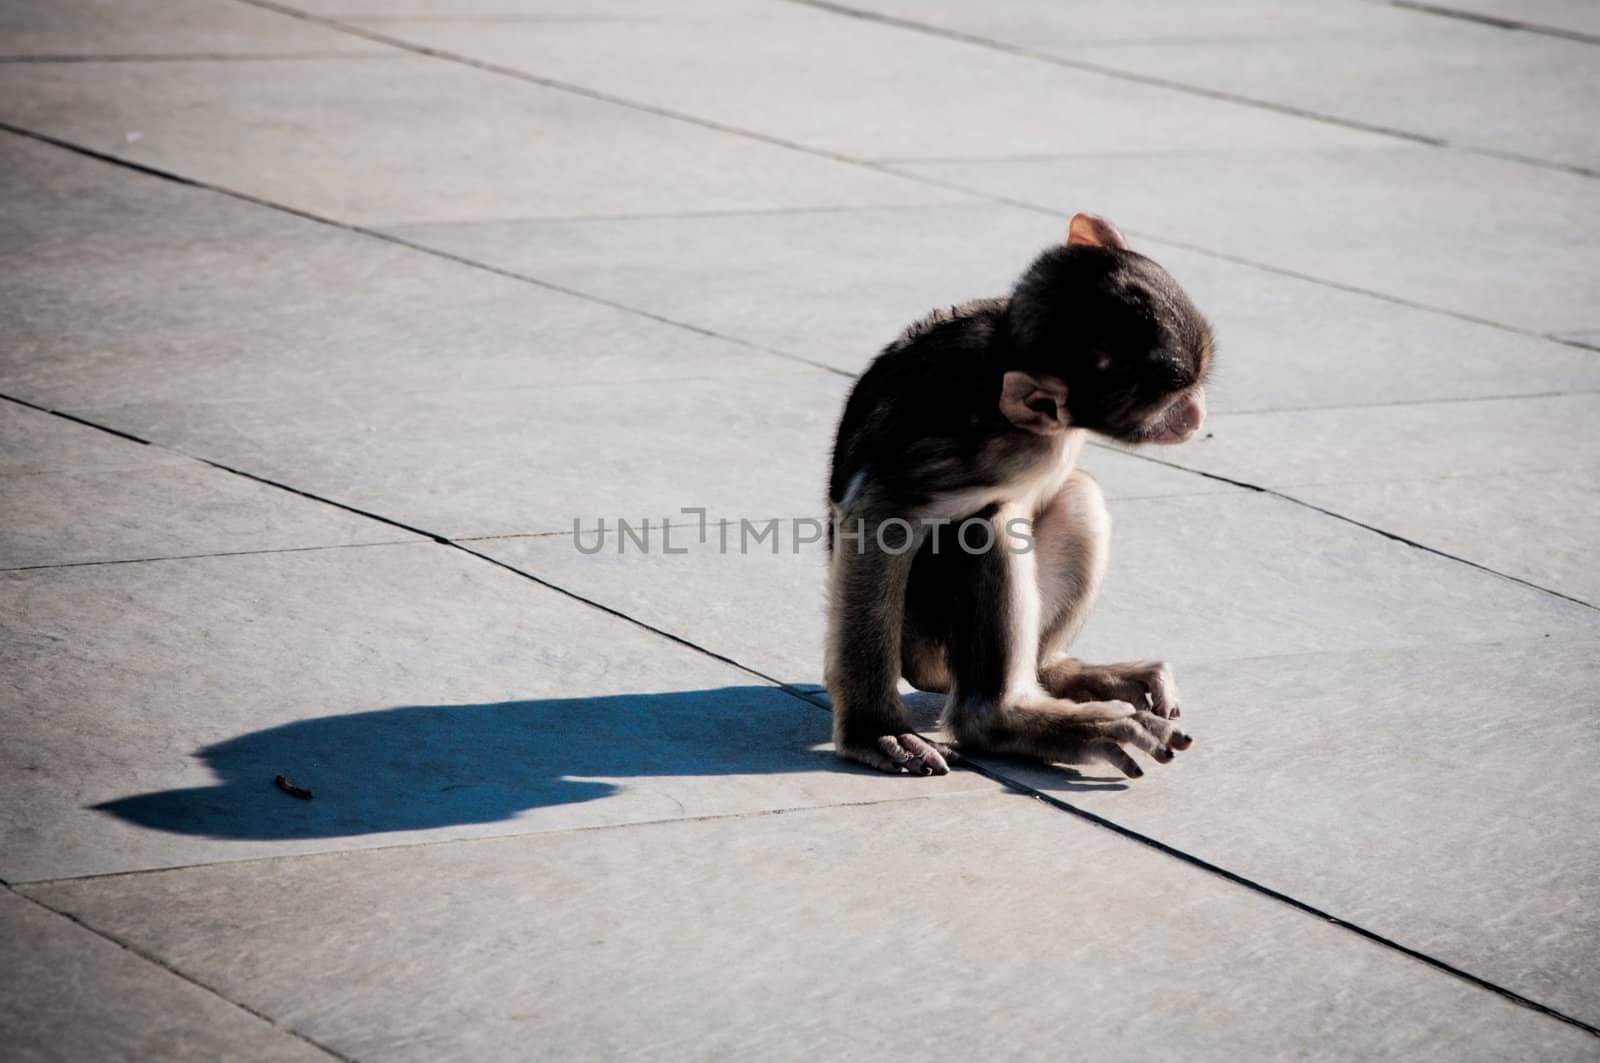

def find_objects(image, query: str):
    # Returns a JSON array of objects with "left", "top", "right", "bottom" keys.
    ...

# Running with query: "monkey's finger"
[
  {"left": 1087, "top": 738, "right": 1144, "bottom": 779},
  {"left": 1145, "top": 663, "right": 1181, "bottom": 719},
  {"left": 1136, "top": 710, "right": 1193, "bottom": 752},
  {"left": 866, "top": 734, "right": 936, "bottom": 776},
  {"left": 875, "top": 734, "right": 922, "bottom": 774},
  {"left": 895, "top": 733, "right": 951, "bottom": 776},
  {"left": 913, "top": 733, "right": 960, "bottom": 766},
  {"left": 1103, "top": 717, "right": 1174, "bottom": 764}
]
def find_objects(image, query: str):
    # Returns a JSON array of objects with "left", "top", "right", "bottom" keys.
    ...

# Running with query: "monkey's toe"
[
  {"left": 838, "top": 733, "right": 953, "bottom": 775},
  {"left": 881, "top": 733, "right": 952, "bottom": 775}
]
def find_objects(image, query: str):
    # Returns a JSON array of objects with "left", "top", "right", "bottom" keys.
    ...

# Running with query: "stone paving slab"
[
  {"left": 1045, "top": 9, "right": 1600, "bottom": 171},
  {"left": 0, "top": 888, "right": 330, "bottom": 1063},
  {"left": 804, "top": 0, "right": 1388, "bottom": 48},
  {"left": 1077, "top": 490, "right": 1600, "bottom": 660},
  {"left": 0, "top": 399, "right": 182, "bottom": 475},
  {"left": 0, "top": 402, "right": 417, "bottom": 569},
  {"left": 1150, "top": 244, "right": 1600, "bottom": 413},
  {"left": 477, "top": 490, "right": 1600, "bottom": 687},
  {"left": 991, "top": 637, "right": 1600, "bottom": 1027},
  {"left": 0, "top": 133, "right": 795, "bottom": 406},
  {"left": 895, "top": 147, "right": 1600, "bottom": 335},
  {"left": 284, "top": 0, "right": 779, "bottom": 17},
  {"left": 837, "top": 0, "right": 1600, "bottom": 64},
  {"left": 347, "top": 4, "right": 1389, "bottom": 161},
  {"left": 1420, "top": 0, "right": 1600, "bottom": 37},
  {"left": 387, "top": 202, "right": 1047, "bottom": 378},
  {"left": 0, "top": 540, "right": 995, "bottom": 883},
  {"left": 1295, "top": 468, "right": 1600, "bottom": 606},
  {"left": 71, "top": 368, "right": 845, "bottom": 539},
  {"left": 0, "top": 0, "right": 389, "bottom": 58},
  {"left": 24, "top": 794, "right": 1598, "bottom": 1061},
  {"left": 0, "top": 134, "right": 789, "bottom": 412},
  {"left": 1163, "top": 394, "right": 1600, "bottom": 489},
  {"left": 0, "top": 57, "right": 964, "bottom": 228},
  {"left": 389, "top": 203, "right": 1600, "bottom": 405}
]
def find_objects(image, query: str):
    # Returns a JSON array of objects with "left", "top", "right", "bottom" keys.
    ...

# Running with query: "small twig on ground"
[{"left": 274, "top": 773, "right": 314, "bottom": 800}]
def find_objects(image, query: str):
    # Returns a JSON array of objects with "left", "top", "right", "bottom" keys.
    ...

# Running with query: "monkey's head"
[{"left": 1003, "top": 213, "right": 1212, "bottom": 446}]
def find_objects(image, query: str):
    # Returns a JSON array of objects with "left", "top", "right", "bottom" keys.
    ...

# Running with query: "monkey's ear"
[
  {"left": 1067, "top": 213, "right": 1127, "bottom": 250},
  {"left": 1000, "top": 371, "right": 1069, "bottom": 435}
]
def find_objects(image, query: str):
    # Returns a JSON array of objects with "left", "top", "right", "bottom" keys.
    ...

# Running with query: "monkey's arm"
[
  {"left": 941, "top": 523, "right": 1192, "bottom": 777},
  {"left": 824, "top": 508, "right": 951, "bottom": 775}
]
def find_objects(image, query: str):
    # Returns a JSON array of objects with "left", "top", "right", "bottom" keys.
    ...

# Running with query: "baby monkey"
[{"left": 826, "top": 213, "right": 1211, "bottom": 778}]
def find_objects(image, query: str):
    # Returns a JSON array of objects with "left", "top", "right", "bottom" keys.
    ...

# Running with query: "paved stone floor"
[{"left": 2, "top": 1, "right": 1598, "bottom": 1059}]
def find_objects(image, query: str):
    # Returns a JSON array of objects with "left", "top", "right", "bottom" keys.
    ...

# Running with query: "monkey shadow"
[
  {"left": 94, "top": 685, "right": 1125, "bottom": 840},
  {"left": 94, "top": 686, "right": 827, "bottom": 841}
]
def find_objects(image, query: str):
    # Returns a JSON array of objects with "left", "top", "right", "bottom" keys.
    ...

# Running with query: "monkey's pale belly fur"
[{"left": 824, "top": 212, "right": 1207, "bottom": 777}]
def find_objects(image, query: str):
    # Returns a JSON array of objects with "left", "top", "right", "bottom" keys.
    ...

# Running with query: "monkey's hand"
[
  {"left": 1040, "top": 659, "right": 1183, "bottom": 719},
  {"left": 1071, "top": 703, "right": 1193, "bottom": 778},
  {"left": 837, "top": 732, "right": 955, "bottom": 776}
]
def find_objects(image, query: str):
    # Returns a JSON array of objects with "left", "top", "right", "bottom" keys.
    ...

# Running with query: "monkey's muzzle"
[{"left": 1148, "top": 386, "right": 1207, "bottom": 445}]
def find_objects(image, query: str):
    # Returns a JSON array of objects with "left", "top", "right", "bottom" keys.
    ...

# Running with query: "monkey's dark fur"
[
  {"left": 831, "top": 247, "right": 1211, "bottom": 509},
  {"left": 824, "top": 216, "right": 1212, "bottom": 777}
]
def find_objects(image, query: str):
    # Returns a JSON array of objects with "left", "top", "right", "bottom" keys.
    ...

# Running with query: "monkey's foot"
[
  {"left": 1041, "top": 659, "right": 1183, "bottom": 719},
  {"left": 837, "top": 733, "right": 955, "bottom": 776}
]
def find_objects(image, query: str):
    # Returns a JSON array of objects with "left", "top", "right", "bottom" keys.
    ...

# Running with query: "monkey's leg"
[
  {"left": 943, "top": 505, "right": 1189, "bottom": 778},
  {"left": 899, "top": 535, "right": 955, "bottom": 694},
  {"left": 1033, "top": 468, "right": 1112, "bottom": 655},
  {"left": 825, "top": 511, "right": 951, "bottom": 776},
  {"left": 1032, "top": 469, "right": 1185, "bottom": 720}
]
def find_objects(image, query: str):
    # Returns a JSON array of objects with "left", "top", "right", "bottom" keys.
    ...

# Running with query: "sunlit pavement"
[{"left": 3, "top": 1, "right": 1599, "bottom": 1058}]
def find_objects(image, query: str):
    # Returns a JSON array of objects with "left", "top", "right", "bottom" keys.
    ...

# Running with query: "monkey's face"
[{"left": 1010, "top": 243, "right": 1213, "bottom": 447}]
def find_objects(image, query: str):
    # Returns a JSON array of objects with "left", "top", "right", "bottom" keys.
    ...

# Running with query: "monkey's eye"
[{"left": 1143, "top": 352, "right": 1192, "bottom": 396}]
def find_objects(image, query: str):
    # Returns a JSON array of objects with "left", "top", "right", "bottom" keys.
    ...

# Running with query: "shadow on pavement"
[
  {"left": 95, "top": 686, "right": 829, "bottom": 840},
  {"left": 95, "top": 684, "right": 1125, "bottom": 839}
]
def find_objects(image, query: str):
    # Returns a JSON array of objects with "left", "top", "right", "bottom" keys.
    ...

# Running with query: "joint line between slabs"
[
  {"left": 224, "top": 0, "right": 1600, "bottom": 344},
  {"left": 7, "top": 2, "right": 1582, "bottom": 363},
  {"left": 0, "top": 124, "right": 1586, "bottom": 609},
  {"left": 5, "top": 884, "right": 354, "bottom": 1061},
  {"left": 1089, "top": 441, "right": 1599, "bottom": 611},
  {"left": 0, "top": 121, "right": 849, "bottom": 382},
  {"left": 782, "top": 0, "right": 1600, "bottom": 179},
  {"left": 0, "top": 390, "right": 796, "bottom": 690},
  {"left": 1378, "top": 0, "right": 1600, "bottom": 46},
  {"left": 774, "top": 684, "right": 1600, "bottom": 1038},
  {"left": 0, "top": 35, "right": 1584, "bottom": 375}
]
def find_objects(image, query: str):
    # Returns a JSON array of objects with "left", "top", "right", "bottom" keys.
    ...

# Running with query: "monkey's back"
[{"left": 828, "top": 297, "right": 1012, "bottom": 508}]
